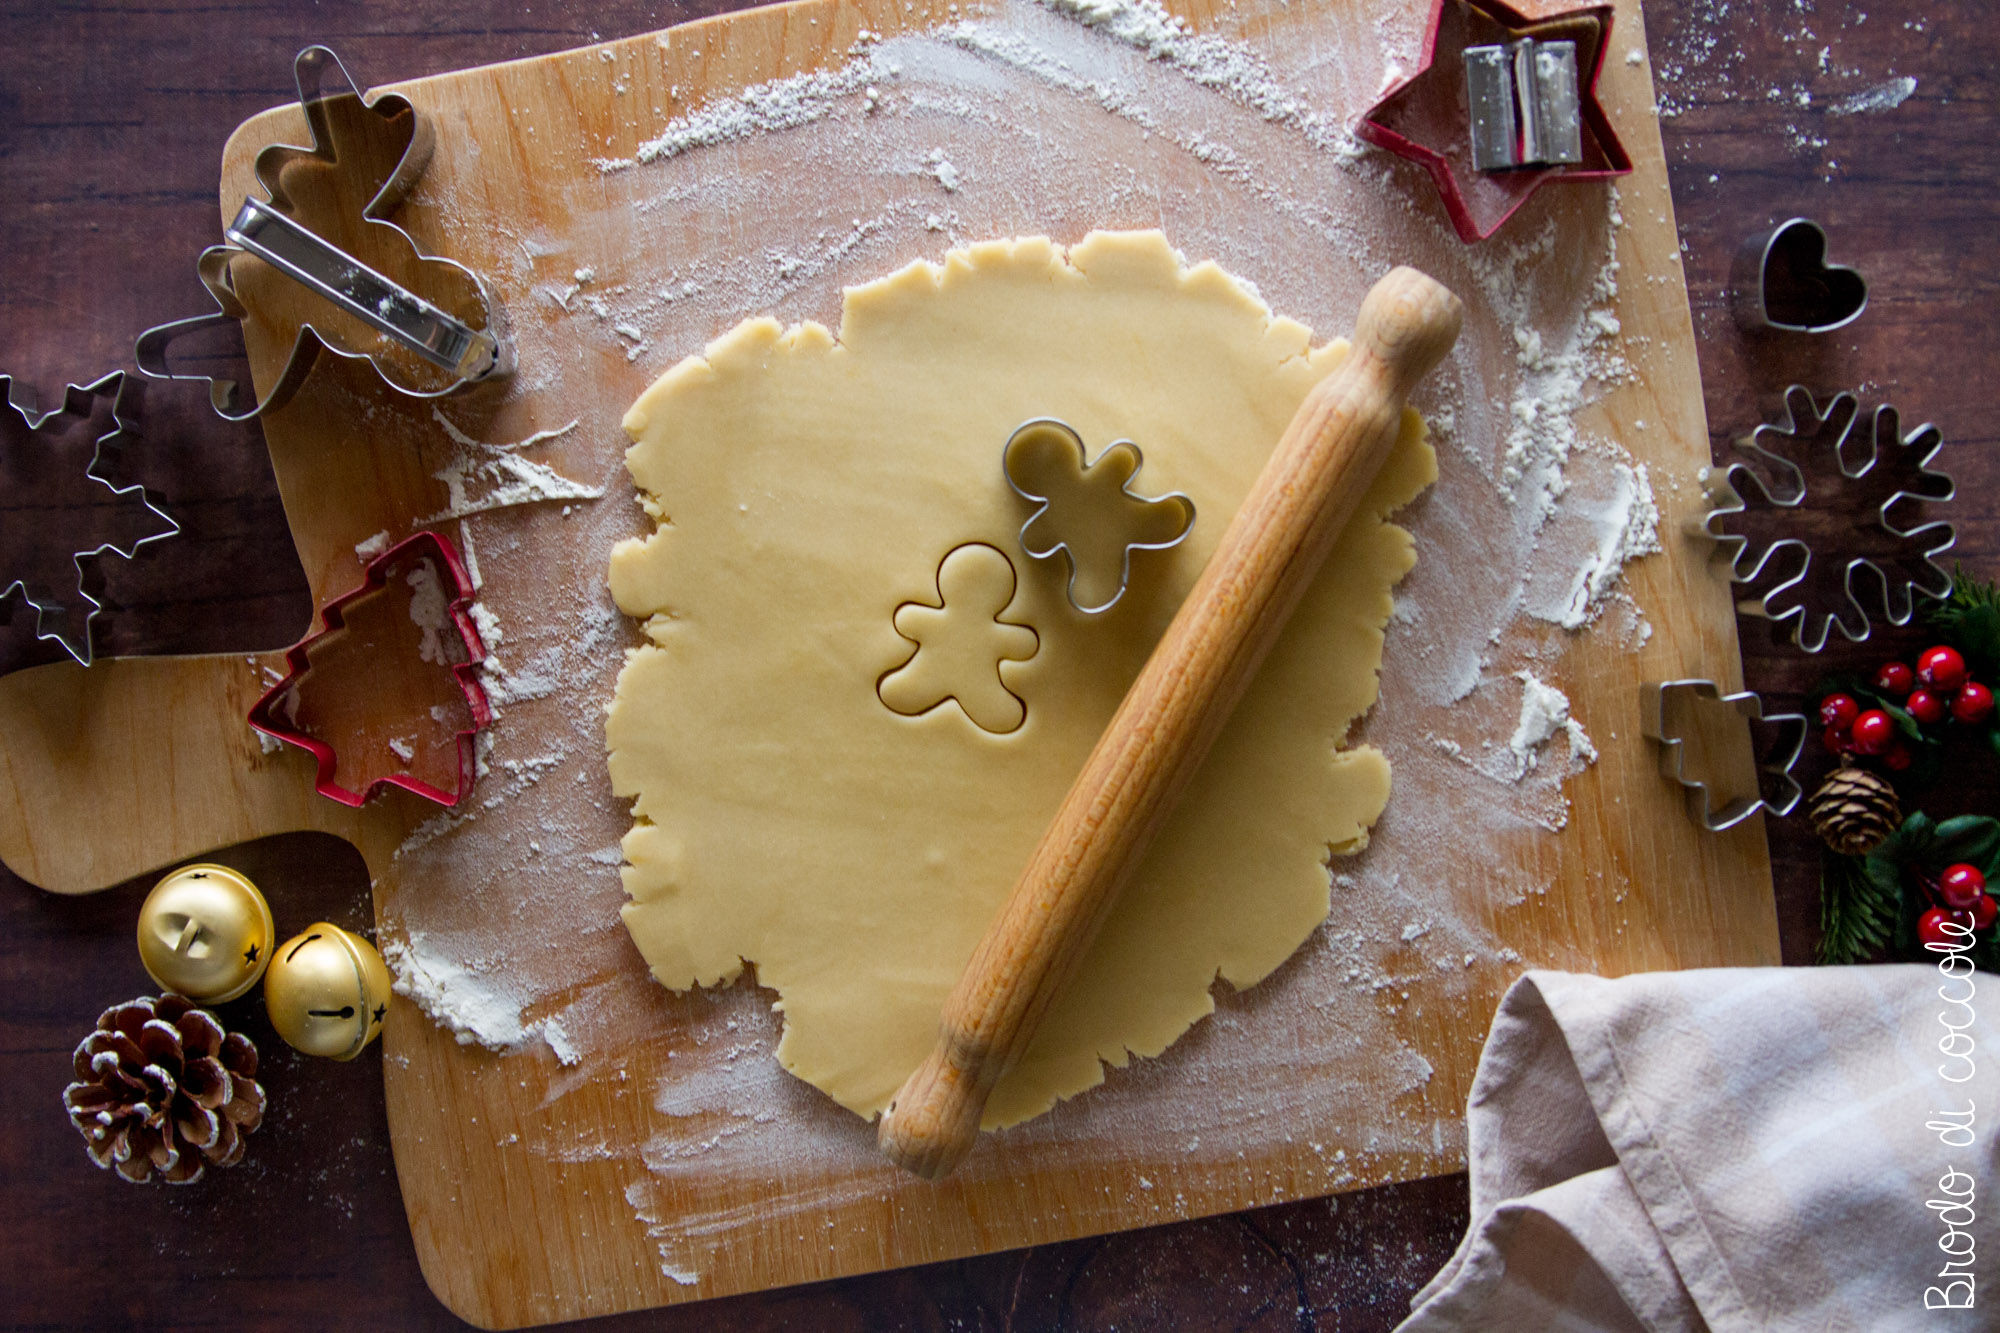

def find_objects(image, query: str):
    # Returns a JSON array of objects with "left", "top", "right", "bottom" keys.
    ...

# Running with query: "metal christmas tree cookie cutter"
[
  {"left": 136, "top": 45, "right": 511, "bottom": 422},
  {"left": 1639, "top": 680, "right": 1806, "bottom": 832},
  {"left": 248, "top": 528, "right": 492, "bottom": 808},
  {"left": 1698, "top": 385, "right": 1954, "bottom": 652},
  {"left": 1002, "top": 418, "right": 1196, "bottom": 614},
  {"left": 0, "top": 370, "right": 179, "bottom": 667}
]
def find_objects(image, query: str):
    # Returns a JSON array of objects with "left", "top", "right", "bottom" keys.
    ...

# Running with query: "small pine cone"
[
  {"left": 62, "top": 994, "right": 266, "bottom": 1185},
  {"left": 1809, "top": 764, "right": 1903, "bottom": 857}
]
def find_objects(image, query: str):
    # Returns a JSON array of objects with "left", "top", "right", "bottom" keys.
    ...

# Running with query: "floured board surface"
[{"left": 0, "top": 0, "right": 1774, "bottom": 1325}]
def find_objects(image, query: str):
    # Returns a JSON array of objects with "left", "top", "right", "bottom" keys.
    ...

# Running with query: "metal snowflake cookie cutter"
[
  {"left": 248, "top": 529, "right": 492, "bottom": 808},
  {"left": 0, "top": 370, "right": 179, "bottom": 666},
  {"left": 1639, "top": 680, "right": 1806, "bottom": 831},
  {"left": 1002, "top": 418, "right": 1196, "bottom": 615},
  {"left": 135, "top": 45, "right": 511, "bottom": 422},
  {"left": 1698, "top": 385, "right": 1954, "bottom": 652},
  {"left": 1731, "top": 218, "right": 1868, "bottom": 334}
]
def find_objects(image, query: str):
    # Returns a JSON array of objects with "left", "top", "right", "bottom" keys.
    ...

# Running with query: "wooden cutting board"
[{"left": 0, "top": 0, "right": 1775, "bottom": 1326}]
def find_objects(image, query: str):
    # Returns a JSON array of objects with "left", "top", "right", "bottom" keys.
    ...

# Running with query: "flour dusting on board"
[{"left": 373, "top": 0, "right": 1666, "bottom": 1278}]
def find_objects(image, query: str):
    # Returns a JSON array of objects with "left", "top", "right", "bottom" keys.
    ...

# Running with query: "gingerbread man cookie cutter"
[
  {"left": 136, "top": 45, "right": 511, "bottom": 421},
  {"left": 1002, "top": 418, "right": 1196, "bottom": 615}
]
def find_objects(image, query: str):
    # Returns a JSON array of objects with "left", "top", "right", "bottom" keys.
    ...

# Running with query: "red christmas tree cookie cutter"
[
  {"left": 1357, "top": 0, "right": 1631, "bottom": 242},
  {"left": 249, "top": 529, "right": 491, "bottom": 807}
]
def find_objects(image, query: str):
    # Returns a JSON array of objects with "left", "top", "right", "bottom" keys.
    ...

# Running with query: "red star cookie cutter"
[
  {"left": 249, "top": 529, "right": 491, "bottom": 807},
  {"left": 1357, "top": 0, "right": 1631, "bottom": 242}
]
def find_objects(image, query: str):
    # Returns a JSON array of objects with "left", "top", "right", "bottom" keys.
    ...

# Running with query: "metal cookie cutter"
[
  {"left": 248, "top": 529, "right": 492, "bottom": 808},
  {"left": 0, "top": 370, "right": 178, "bottom": 666},
  {"left": 1003, "top": 418, "right": 1196, "bottom": 614},
  {"left": 1731, "top": 218, "right": 1868, "bottom": 334},
  {"left": 1640, "top": 680, "right": 1806, "bottom": 831},
  {"left": 136, "top": 46, "right": 511, "bottom": 421},
  {"left": 1465, "top": 38, "right": 1583, "bottom": 171},
  {"left": 1700, "top": 385, "right": 1953, "bottom": 652}
]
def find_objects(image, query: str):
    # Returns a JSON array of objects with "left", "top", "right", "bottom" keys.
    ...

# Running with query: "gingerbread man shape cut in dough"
[{"left": 878, "top": 543, "right": 1039, "bottom": 734}]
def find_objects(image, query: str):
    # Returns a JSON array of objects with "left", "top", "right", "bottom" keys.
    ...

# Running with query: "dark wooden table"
[{"left": 2, "top": 0, "right": 1992, "bottom": 1327}]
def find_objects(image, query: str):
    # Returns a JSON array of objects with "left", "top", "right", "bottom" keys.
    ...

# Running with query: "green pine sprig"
[
  {"left": 1922, "top": 564, "right": 2000, "bottom": 683},
  {"left": 1817, "top": 848, "right": 1901, "bottom": 965}
]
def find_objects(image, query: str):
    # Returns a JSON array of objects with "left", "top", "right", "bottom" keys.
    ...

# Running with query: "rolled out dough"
[{"left": 607, "top": 231, "right": 1435, "bottom": 1129}]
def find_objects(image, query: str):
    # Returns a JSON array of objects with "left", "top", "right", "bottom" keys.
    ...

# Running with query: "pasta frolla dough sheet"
[{"left": 607, "top": 231, "right": 1434, "bottom": 1128}]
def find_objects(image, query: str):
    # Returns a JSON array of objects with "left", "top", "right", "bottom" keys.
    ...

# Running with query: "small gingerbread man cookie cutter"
[
  {"left": 136, "top": 45, "right": 511, "bottom": 421},
  {"left": 1002, "top": 418, "right": 1196, "bottom": 615}
]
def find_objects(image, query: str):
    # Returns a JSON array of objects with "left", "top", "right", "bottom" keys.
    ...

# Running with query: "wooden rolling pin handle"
[{"left": 878, "top": 267, "right": 1464, "bottom": 1179}]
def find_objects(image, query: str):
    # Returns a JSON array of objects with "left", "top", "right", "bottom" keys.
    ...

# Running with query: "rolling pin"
[{"left": 877, "top": 265, "right": 1464, "bottom": 1179}]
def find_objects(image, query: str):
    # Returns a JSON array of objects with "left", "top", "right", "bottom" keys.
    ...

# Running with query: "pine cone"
[
  {"left": 62, "top": 994, "right": 266, "bottom": 1184},
  {"left": 1809, "top": 764, "right": 1903, "bottom": 857}
]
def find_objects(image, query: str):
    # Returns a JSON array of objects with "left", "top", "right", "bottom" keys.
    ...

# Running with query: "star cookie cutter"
[
  {"left": 1356, "top": 0, "right": 1631, "bottom": 242},
  {"left": 1731, "top": 218, "right": 1868, "bottom": 334},
  {"left": 1639, "top": 680, "right": 1806, "bottom": 831},
  {"left": 1699, "top": 386, "right": 1954, "bottom": 652},
  {"left": 248, "top": 529, "right": 492, "bottom": 808},
  {"left": 1003, "top": 418, "right": 1196, "bottom": 614},
  {"left": 0, "top": 370, "right": 179, "bottom": 666},
  {"left": 135, "top": 45, "right": 511, "bottom": 422}
]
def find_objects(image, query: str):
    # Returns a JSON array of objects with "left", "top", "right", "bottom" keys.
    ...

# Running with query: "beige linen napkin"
[{"left": 1401, "top": 966, "right": 1997, "bottom": 1331}]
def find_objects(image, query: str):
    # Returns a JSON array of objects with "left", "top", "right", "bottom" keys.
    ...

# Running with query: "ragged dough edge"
[{"left": 606, "top": 230, "right": 1436, "bottom": 1129}]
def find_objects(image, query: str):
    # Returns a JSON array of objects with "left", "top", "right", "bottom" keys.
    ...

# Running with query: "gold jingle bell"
[
  {"left": 264, "top": 922, "right": 393, "bottom": 1060},
  {"left": 136, "top": 863, "right": 275, "bottom": 1004}
]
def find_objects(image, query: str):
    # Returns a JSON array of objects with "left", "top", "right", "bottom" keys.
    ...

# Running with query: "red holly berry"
[
  {"left": 1920, "top": 906, "right": 1977, "bottom": 949},
  {"left": 1873, "top": 661, "right": 1915, "bottom": 697},
  {"left": 1820, "top": 693, "right": 1861, "bottom": 730},
  {"left": 1884, "top": 742, "right": 1914, "bottom": 772},
  {"left": 1939, "top": 864, "right": 1988, "bottom": 911},
  {"left": 1918, "top": 645, "right": 1968, "bottom": 692},
  {"left": 1849, "top": 709, "right": 1895, "bottom": 756},
  {"left": 1972, "top": 894, "right": 1998, "bottom": 932},
  {"left": 1952, "top": 681, "right": 1995, "bottom": 725},
  {"left": 1822, "top": 728, "right": 1850, "bottom": 755},
  {"left": 1905, "top": 689, "right": 1947, "bottom": 725}
]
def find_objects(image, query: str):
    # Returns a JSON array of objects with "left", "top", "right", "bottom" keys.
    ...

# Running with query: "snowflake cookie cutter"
[
  {"left": 248, "top": 529, "right": 492, "bottom": 808},
  {"left": 1700, "top": 385, "right": 1954, "bottom": 653},
  {"left": 0, "top": 370, "right": 179, "bottom": 666},
  {"left": 135, "top": 45, "right": 511, "bottom": 422},
  {"left": 1639, "top": 680, "right": 1806, "bottom": 831},
  {"left": 1002, "top": 418, "right": 1196, "bottom": 614}
]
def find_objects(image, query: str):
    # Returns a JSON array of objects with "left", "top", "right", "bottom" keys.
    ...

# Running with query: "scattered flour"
[
  {"left": 405, "top": 562, "right": 452, "bottom": 665},
  {"left": 1507, "top": 671, "right": 1596, "bottom": 778},
  {"left": 382, "top": 932, "right": 576, "bottom": 1064},
  {"left": 354, "top": 529, "right": 390, "bottom": 561},
  {"left": 425, "top": 410, "right": 603, "bottom": 521},
  {"left": 1828, "top": 75, "right": 1916, "bottom": 116}
]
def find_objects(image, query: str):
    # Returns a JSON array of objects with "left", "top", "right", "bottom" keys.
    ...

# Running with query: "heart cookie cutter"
[
  {"left": 1731, "top": 217, "right": 1869, "bottom": 334},
  {"left": 248, "top": 529, "right": 492, "bottom": 808},
  {"left": 0, "top": 370, "right": 179, "bottom": 667},
  {"left": 136, "top": 45, "right": 511, "bottom": 421},
  {"left": 1639, "top": 679, "right": 1806, "bottom": 831},
  {"left": 1002, "top": 418, "right": 1196, "bottom": 614}
]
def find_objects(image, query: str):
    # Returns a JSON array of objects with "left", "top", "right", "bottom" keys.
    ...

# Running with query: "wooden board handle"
[{"left": 876, "top": 267, "right": 1463, "bottom": 1178}]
